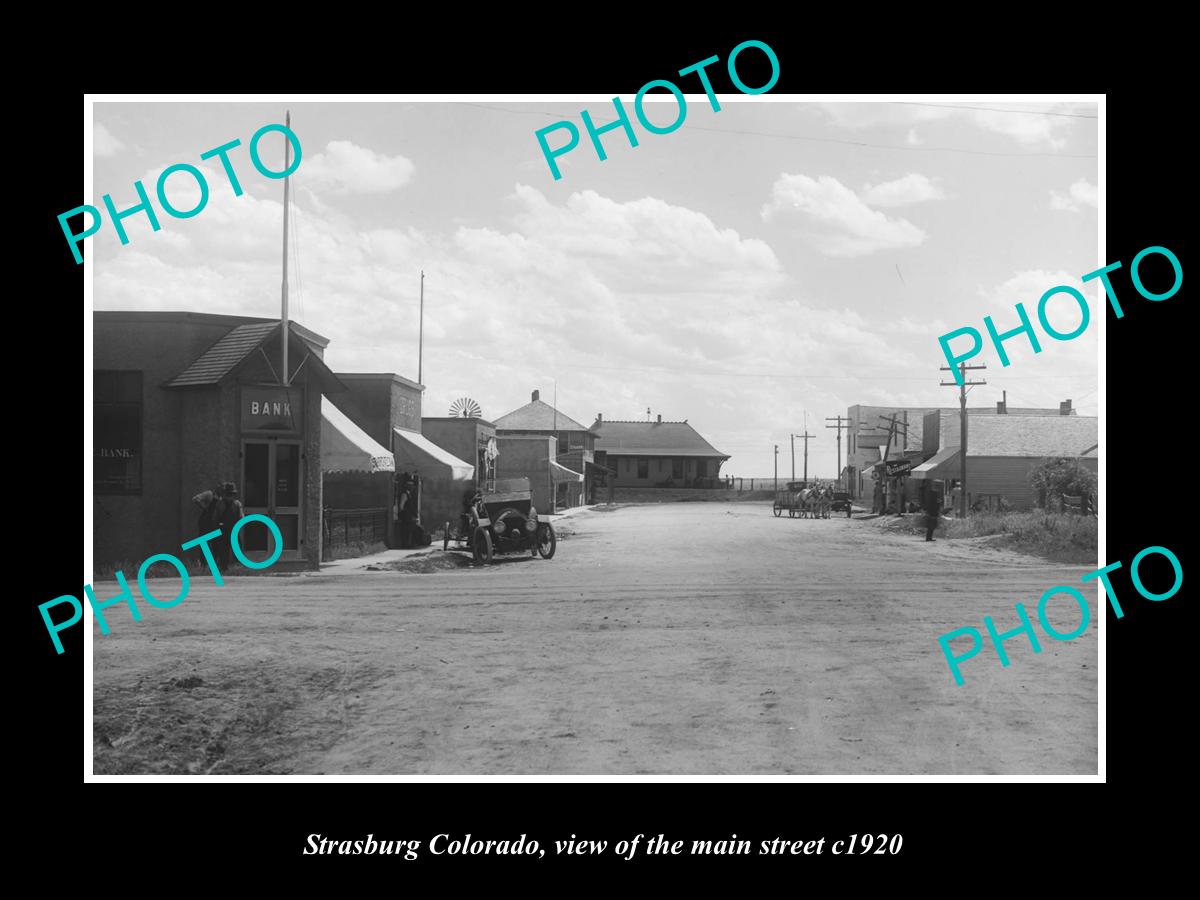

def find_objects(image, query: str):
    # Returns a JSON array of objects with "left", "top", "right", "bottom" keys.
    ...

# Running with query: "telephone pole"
[
  {"left": 790, "top": 433, "right": 795, "bottom": 482},
  {"left": 793, "top": 431, "right": 815, "bottom": 483},
  {"left": 876, "top": 413, "right": 911, "bottom": 515},
  {"left": 940, "top": 362, "right": 988, "bottom": 518},
  {"left": 826, "top": 415, "right": 849, "bottom": 489},
  {"left": 774, "top": 444, "right": 779, "bottom": 493}
]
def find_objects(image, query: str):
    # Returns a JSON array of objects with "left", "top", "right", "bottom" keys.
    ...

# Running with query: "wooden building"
[{"left": 589, "top": 414, "right": 729, "bottom": 488}]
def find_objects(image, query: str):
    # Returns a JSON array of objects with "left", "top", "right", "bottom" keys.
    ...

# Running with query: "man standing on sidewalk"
[{"left": 923, "top": 483, "right": 942, "bottom": 542}]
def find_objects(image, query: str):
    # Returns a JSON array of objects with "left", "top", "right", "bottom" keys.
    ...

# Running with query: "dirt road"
[{"left": 92, "top": 503, "right": 1098, "bottom": 775}]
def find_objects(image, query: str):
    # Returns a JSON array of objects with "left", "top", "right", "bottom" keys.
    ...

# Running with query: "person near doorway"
[
  {"left": 924, "top": 483, "right": 942, "bottom": 542},
  {"left": 192, "top": 484, "right": 222, "bottom": 536},
  {"left": 397, "top": 473, "right": 417, "bottom": 548},
  {"left": 213, "top": 481, "right": 245, "bottom": 572}
]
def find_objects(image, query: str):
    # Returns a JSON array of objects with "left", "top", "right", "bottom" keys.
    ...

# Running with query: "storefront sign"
[
  {"left": 242, "top": 386, "right": 303, "bottom": 432},
  {"left": 395, "top": 385, "right": 421, "bottom": 431}
]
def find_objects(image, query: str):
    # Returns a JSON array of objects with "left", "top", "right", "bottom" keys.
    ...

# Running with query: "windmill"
[{"left": 449, "top": 397, "right": 483, "bottom": 419}]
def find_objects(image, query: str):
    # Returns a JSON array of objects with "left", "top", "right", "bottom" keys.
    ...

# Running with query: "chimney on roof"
[
  {"left": 998, "top": 390, "right": 1007, "bottom": 414},
  {"left": 532, "top": 390, "right": 540, "bottom": 402},
  {"left": 657, "top": 413, "right": 662, "bottom": 424},
  {"left": 596, "top": 412, "right": 602, "bottom": 422},
  {"left": 1060, "top": 399, "right": 1072, "bottom": 416}
]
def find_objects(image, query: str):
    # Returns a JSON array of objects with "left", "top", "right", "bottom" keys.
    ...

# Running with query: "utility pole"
[
  {"left": 774, "top": 444, "right": 779, "bottom": 493},
  {"left": 876, "top": 414, "right": 911, "bottom": 515},
  {"left": 826, "top": 415, "right": 849, "bottom": 489},
  {"left": 793, "top": 431, "right": 815, "bottom": 483},
  {"left": 940, "top": 363, "right": 988, "bottom": 518},
  {"left": 790, "top": 433, "right": 795, "bottom": 482}
]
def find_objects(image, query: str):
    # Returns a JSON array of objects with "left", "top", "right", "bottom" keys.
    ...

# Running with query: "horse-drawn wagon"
[{"left": 772, "top": 481, "right": 836, "bottom": 518}]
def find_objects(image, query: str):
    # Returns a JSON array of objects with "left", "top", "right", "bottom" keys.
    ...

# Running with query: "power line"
[
  {"left": 460, "top": 103, "right": 1097, "bottom": 160},
  {"left": 894, "top": 101, "right": 1097, "bottom": 119},
  {"left": 446, "top": 349, "right": 1095, "bottom": 383}
]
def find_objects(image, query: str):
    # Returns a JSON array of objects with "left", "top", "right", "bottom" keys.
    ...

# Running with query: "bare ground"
[{"left": 92, "top": 503, "right": 1097, "bottom": 775}]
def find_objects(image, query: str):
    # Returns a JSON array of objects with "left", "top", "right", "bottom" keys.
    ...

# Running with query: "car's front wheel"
[
  {"left": 472, "top": 527, "right": 493, "bottom": 564},
  {"left": 537, "top": 522, "right": 557, "bottom": 559}
]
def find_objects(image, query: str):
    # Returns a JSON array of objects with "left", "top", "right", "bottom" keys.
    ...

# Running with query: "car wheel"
[
  {"left": 472, "top": 527, "right": 493, "bottom": 564},
  {"left": 537, "top": 522, "right": 557, "bottom": 559}
]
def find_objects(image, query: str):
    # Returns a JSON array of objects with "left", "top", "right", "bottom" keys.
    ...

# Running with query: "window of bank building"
[{"left": 94, "top": 370, "right": 142, "bottom": 494}]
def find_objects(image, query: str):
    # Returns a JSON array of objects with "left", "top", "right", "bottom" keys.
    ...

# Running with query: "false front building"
[
  {"left": 493, "top": 389, "right": 588, "bottom": 510},
  {"left": 590, "top": 414, "right": 729, "bottom": 488}
]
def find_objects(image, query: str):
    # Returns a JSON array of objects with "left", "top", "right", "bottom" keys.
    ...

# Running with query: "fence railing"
[{"left": 323, "top": 507, "right": 388, "bottom": 550}]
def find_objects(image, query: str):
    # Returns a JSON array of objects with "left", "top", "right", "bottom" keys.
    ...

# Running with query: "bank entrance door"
[{"left": 241, "top": 439, "right": 303, "bottom": 563}]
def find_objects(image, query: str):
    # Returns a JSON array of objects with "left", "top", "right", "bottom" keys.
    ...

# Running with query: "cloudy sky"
[{"left": 91, "top": 98, "right": 1098, "bottom": 477}]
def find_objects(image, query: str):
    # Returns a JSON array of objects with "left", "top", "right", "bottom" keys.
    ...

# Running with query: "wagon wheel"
[
  {"left": 537, "top": 522, "right": 557, "bottom": 559},
  {"left": 472, "top": 527, "right": 493, "bottom": 564},
  {"left": 443, "top": 520, "right": 451, "bottom": 552},
  {"left": 788, "top": 508, "right": 795, "bottom": 518},
  {"left": 773, "top": 502, "right": 782, "bottom": 517}
]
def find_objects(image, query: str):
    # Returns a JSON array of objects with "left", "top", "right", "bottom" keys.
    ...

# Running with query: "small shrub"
[{"left": 1030, "top": 458, "right": 1097, "bottom": 507}]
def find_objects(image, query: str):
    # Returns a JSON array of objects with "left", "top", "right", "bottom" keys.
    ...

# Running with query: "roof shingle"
[
  {"left": 958, "top": 414, "right": 1098, "bottom": 458},
  {"left": 166, "top": 322, "right": 280, "bottom": 387},
  {"left": 591, "top": 420, "right": 728, "bottom": 458},
  {"left": 494, "top": 399, "right": 590, "bottom": 432}
]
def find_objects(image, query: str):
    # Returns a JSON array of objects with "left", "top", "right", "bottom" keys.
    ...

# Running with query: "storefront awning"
[
  {"left": 911, "top": 448, "right": 960, "bottom": 480},
  {"left": 321, "top": 398, "right": 395, "bottom": 474},
  {"left": 393, "top": 428, "right": 474, "bottom": 480},
  {"left": 550, "top": 460, "right": 584, "bottom": 483}
]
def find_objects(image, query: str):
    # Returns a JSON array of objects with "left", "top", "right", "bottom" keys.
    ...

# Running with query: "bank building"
[{"left": 92, "top": 310, "right": 476, "bottom": 571}]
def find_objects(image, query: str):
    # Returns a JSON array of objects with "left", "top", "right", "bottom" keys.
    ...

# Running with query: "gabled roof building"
[{"left": 590, "top": 413, "right": 729, "bottom": 489}]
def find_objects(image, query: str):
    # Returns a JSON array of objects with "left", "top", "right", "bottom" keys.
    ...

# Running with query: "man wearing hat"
[{"left": 213, "top": 481, "right": 245, "bottom": 572}]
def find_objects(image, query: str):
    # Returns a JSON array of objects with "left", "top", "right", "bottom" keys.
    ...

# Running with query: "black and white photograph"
[{"left": 82, "top": 93, "right": 1104, "bottom": 778}]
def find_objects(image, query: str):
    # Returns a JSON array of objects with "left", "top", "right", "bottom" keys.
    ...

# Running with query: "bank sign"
[{"left": 242, "top": 386, "right": 303, "bottom": 432}]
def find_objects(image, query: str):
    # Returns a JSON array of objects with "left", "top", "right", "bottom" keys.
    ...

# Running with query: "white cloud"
[
  {"left": 967, "top": 108, "right": 1068, "bottom": 150},
  {"left": 860, "top": 173, "right": 944, "bottom": 207},
  {"left": 301, "top": 141, "right": 415, "bottom": 194},
  {"left": 969, "top": 269, "right": 1098, "bottom": 374},
  {"left": 1050, "top": 179, "right": 1098, "bottom": 212},
  {"left": 94, "top": 122, "right": 124, "bottom": 157},
  {"left": 761, "top": 173, "right": 926, "bottom": 257},
  {"left": 818, "top": 102, "right": 1083, "bottom": 150}
]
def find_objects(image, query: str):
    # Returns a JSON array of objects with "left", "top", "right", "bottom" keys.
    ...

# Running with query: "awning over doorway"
[
  {"left": 321, "top": 398, "right": 395, "bottom": 474},
  {"left": 550, "top": 460, "right": 584, "bottom": 483},
  {"left": 393, "top": 427, "right": 474, "bottom": 480},
  {"left": 911, "top": 448, "right": 960, "bottom": 480}
]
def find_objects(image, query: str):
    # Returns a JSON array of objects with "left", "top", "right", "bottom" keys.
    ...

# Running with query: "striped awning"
[
  {"left": 321, "top": 398, "right": 395, "bottom": 474},
  {"left": 550, "top": 460, "right": 583, "bottom": 483},
  {"left": 911, "top": 448, "right": 960, "bottom": 480}
]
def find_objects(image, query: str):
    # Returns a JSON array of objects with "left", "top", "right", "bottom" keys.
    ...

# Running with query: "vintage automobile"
[
  {"left": 830, "top": 490, "right": 853, "bottom": 518},
  {"left": 443, "top": 477, "right": 556, "bottom": 564}
]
